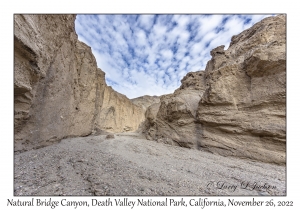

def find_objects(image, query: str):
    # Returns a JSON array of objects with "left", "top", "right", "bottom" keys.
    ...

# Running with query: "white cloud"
[
  {"left": 135, "top": 29, "right": 147, "bottom": 46},
  {"left": 160, "top": 49, "right": 173, "bottom": 60},
  {"left": 138, "top": 15, "right": 155, "bottom": 30},
  {"left": 198, "top": 15, "right": 224, "bottom": 36},
  {"left": 75, "top": 14, "right": 274, "bottom": 99},
  {"left": 173, "top": 15, "right": 190, "bottom": 28}
]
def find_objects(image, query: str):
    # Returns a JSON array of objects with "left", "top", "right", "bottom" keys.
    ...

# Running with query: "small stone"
[{"left": 105, "top": 134, "right": 115, "bottom": 139}]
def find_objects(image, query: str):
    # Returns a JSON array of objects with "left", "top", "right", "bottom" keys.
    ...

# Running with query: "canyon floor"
[{"left": 14, "top": 133, "right": 286, "bottom": 196}]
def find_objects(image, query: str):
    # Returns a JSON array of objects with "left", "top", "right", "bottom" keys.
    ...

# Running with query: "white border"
[{"left": 1, "top": 0, "right": 298, "bottom": 209}]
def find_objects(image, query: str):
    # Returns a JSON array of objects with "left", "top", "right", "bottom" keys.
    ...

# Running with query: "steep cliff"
[
  {"left": 14, "top": 14, "right": 145, "bottom": 153},
  {"left": 197, "top": 14, "right": 286, "bottom": 164},
  {"left": 95, "top": 86, "right": 145, "bottom": 133},
  {"left": 142, "top": 15, "right": 286, "bottom": 164},
  {"left": 14, "top": 14, "right": 286, "bottom": 164}
]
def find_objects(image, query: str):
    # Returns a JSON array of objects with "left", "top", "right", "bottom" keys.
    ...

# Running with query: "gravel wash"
[{"left": 14, "top": 133, "right": 286, "bottom": 196}]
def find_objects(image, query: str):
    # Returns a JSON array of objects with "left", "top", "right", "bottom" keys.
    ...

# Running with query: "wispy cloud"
[{"left": 75, "top": 14, "right": 272, "bottom": 99}]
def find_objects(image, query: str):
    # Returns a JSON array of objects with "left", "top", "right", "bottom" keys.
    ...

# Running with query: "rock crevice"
[
  {"left": 14, "top": 14, "right": 286, "bottom": 165},
  {"left": 14, "top": 15, "right": 145, "bottom": 153}
]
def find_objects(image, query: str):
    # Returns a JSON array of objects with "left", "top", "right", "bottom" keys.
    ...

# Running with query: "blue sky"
[{"left": 75, "top": 14, "right": 272, "bottom": 99}]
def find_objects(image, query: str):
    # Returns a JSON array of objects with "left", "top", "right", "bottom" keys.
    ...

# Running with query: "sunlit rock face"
[
  {"left": 14, "top": 14, "right": 286, "bottom": 165},
  {"left": 14, "top": 15, "right": 145, "bottom": 153},
  {"left": 143, "top": 15, "right": 286, "bottom": 165},
  {"left": 131, "top": 95, "right": 161, "bottom": 111}
]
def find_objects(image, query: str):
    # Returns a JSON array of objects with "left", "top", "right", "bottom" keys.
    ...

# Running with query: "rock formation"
[
  {"left": 14, "top": 14, "right": 286, "bottom": 165},
  {"left": 131, "top": 95, "right": 160, "bottom": 111},
  {"left": 14, "top": 15, "right": 145, "bottom": 153},
  {"left": 96, "top": 86, "right": 145, "bottom": 133},
  {"left": 142, "top": 15, "right": 286, "bottom": 164},
  {"left": 143, "top": 71, "right": 206, "bottom": 147},
  {"left": 198, "top": 14, "right": 286, "bottom": 164}
]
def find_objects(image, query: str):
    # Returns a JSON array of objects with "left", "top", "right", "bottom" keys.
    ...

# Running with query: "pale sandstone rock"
[
  {"left": 14, "top": 15, "right": 145, "bottom": 152},
  {"left": 143, "top": 15, "right": 286, "bottom": 164},
  {"left": 144, "top": 71, "right": 206, "bottom": 147},
  {"left": 131, "top": 95, "right": 162, "bottom": 134},
  {"left": 96, "top": 86, "right": 145, "bottom": 133},
  {"left": 15, "top": 14, "right": 286, "bottom": 165},
  {"left": 197, "top": 14, "right": 286, "bottom": 164},
  {"left": 131, "top": 95, "right": 161, "bottom": 111}
]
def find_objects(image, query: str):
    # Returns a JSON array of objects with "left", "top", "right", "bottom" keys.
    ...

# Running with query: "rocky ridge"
[
  {"left": 14, "top": 14, "right": 286, "bottom": 165},
  {"left": 131, "top": 95, "right": 161, "bottom": 111},
  {"left": 142, "top": 15, "right": 286, "bottom": 165}
]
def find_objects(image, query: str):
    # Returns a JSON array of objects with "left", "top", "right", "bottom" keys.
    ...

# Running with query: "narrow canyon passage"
[
  {"left": 14, "top": 133, "right": 285, "bottom": 196},
  {"left": 14, "top": 14, "right": 286, "bottom": 196}
]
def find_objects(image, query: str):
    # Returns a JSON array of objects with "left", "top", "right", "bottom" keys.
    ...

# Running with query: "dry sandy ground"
[{"left": 14, "top": 133, "right": 285, "bottom": 196}]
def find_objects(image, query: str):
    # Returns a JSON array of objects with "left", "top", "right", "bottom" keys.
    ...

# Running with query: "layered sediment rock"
[
  {"left": 14, "top": 15, "right": 144, "bottom": 152},
  {"left": 197, "top": 14, "right": 286, "bottom": 164},
  {"left": 143, "top": 71, "right": 206, "bottom": 148},
  {"left": 96, "top": 86, "right": 145, "bottom": 133},
  {"left": 131, "top": 95, "right": 161, "bottom": 134},
  {"left": 15, "top": 14, "right": 286, "bottom": 164},
  {"left": 131, "top": 95, "right": 161, "bottom": 111},
  {"left": 143, "top": 15, "right": 286, "bottom": 164}
]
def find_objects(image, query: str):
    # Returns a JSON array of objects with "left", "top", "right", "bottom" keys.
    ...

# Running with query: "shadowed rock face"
[
  {"left": 143, "top": 15, "right": 286, "bottom": 164},
  {"left": 14, "top": 14, "right": 286, "bottom": 165},
  {"left": 143, "top": 71, "right": 206, "bottom": 148},
  {"left": 14, "top": 15, "right": 144, "bottom": 153}
]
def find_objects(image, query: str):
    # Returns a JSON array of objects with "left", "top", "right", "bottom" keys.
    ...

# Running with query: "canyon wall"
[
  {"left": 96, "top": 86, "right": 145, "bottom": 133},
  {"left": 14, "top": 15, "right": 144, "bottom": 153},
  {"left": 131, "top": 95, "right": 161, "bottom": 111},
  {"left": 143, "top": 71, "right": 206, "bottom": 147},
  {"left": 143, "top": 15, "right": 286, "bottom": 164},
  {"left": 14, "top": 14, "right": 286, "bottom": 164}
]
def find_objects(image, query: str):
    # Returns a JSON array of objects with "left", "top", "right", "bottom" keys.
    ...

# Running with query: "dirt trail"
[{"left": 14, "top": 133, "right": 285, "bottom": 196}]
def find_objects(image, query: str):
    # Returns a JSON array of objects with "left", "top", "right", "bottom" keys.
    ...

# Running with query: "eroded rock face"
[
  {"left": 143, "top": 15, "right": 286, "bottom": 164},
  {"left": 96, "top": 86, "right": 145, "bottom": 133},
  {"left": 15, "top": 14, "right": 286, "bottom": 165},
  {"left": 14, "top": 15, "right": 145, "bottom": 152},
  {"left": 131, "top": 95, "right": 162, "bottom": 134},
  {"left": 144, "top": 71, "right": 206, "bottom": 148},
  {"left": 131, "top": 95, "right": 161, "bottom": 111},
  {"left": 197, "top": 14, "right": 286, "bottom": 164}
]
